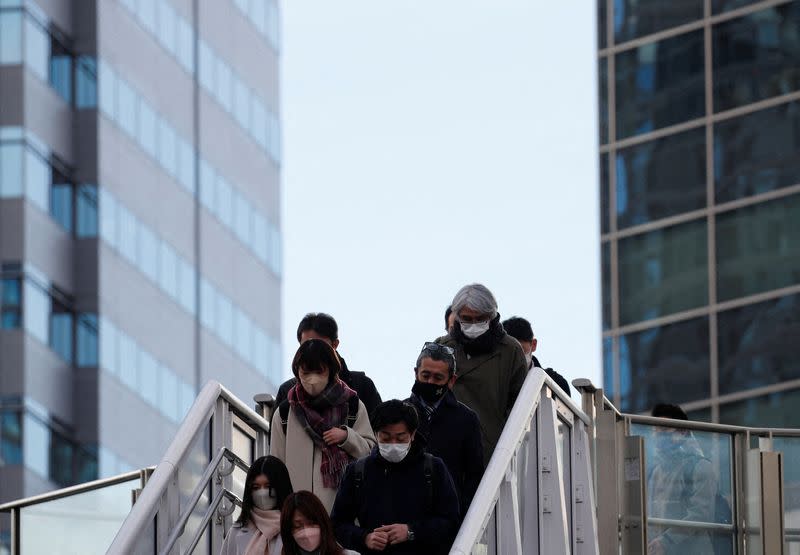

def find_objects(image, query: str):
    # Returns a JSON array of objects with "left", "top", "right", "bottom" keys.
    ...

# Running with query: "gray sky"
[{"left": 280, "top": 1, "right": 600, "bottom": 401}]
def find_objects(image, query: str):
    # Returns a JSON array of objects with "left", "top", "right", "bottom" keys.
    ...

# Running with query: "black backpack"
[
  {"left": 276, "top": 396, "right": 360, "bottom": 435},
  {"left": 353, "top": 453, "right": 435, "bottom": 512}
]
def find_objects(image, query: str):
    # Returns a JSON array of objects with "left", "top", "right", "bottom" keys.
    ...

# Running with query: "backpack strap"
[
  {"left": 423, "top": 453, "right": 434, "bottom": 513},
  {"left": 278, "top": 400, "right": 290, "bottom": 435},
  {"left": 354, "top": 457, "right": 367, "bottom": 508},
  {"left": 346, "top": 396, "right": 359, "bottom": 428}
]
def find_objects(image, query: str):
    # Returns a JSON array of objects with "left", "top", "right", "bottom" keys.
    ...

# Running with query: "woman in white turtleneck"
[{"left": 221, "top": 456, "right": 294, "bottom": 555}]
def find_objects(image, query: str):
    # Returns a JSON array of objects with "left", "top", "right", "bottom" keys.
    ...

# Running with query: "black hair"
[
  {"left": 237, "top": 456, "right": 293, "bottom": 526},
  {"left": 502, "top": 316, "right": 534, "bottom": 342},
  {"left": 296, "top": 312, "right": 338, "bottom": 343},
  {"left": 651, "top": 403, "right": 688, "bottom": 420},
  {"left": 415, "top": 343, "right": 456, "bottom": 377},
  {"left": 444, "top": 305, "right": 452, "bottom": 331},
  {"left": 280, "top": 491, "right": 344, "bottom": 555},
  {"left": 291, "top": 339, "right": 341, "bottom": 383},
  {"left": 371, "top": 400, "right": 419, "bottom": 434}
]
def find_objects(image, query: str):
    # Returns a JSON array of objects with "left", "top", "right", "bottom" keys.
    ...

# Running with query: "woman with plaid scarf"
[{"left": 270, "top": 339, "right": 376, "bottom": 513}]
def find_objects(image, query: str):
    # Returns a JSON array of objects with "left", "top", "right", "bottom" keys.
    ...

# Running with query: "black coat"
[
  {"left": 275, "top": 354, "right": 382, "bottom": 418},
  {"left": 331, "top": 445, "right": 460, "bottom": 555},
  {"left": 406, "top": 390, "right": 483, "bottom": 519},
  {"left": 533, "top": 355, "right": 571, "bottom": 397}
]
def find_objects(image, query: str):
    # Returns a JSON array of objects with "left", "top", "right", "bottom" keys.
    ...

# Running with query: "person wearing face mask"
[
  {"left": 502, "top": 316, "right": 571, "bottom": 396},
  {"left": 404, "top": 342, "right": 483, "bottom": 520},
  {"left": 331, "top": 400, "right": 459, "bottom": 555},
  {"left": 279, "top": 491, "right": 359, "bottom": 555},
  {"left": 435, "top": 283, "right": 528, "bottom": 461},
  {"left": 220, "top": 456, "right": 293, "bottom": 555},
  {"left": 270, "top": 339, "right": 376, "bottom": 514}
]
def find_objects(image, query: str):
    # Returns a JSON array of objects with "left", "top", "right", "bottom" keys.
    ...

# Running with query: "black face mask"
[{"left": 412, "top": 380, "right": 448, "bottom": 404}]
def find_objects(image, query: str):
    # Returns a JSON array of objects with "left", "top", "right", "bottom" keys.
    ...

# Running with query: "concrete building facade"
[
  {"left": 0, "top": 1, "right": 282, "bottom": 547},
  {"left": 598, "top": 0, "right": 800, "bottom": 424}
]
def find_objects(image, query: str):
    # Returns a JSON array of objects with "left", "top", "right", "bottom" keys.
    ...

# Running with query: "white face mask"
[
  {"left": 251, "top": 488, "right": 278, "bottom": 510},
  {"left": 379, "top": 442, "right": 412, "bottom": 463},
  {"left": 524, "top": 351, "right": 533, "bottom": 367},
  {"left": 299, "top": 373, "right": 327, "bottom": 397},
  {"left": 461, "top": 320, "right": 490, "bottom": 339},
  {"left": 293, "top": 526, "right": 322, "bottom": 551}
]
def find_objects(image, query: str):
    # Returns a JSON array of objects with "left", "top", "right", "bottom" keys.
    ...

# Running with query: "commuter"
[
  {"left": 331, "top": 400, "right": 460, "bottom": 555},
  {"left": 220, "top": 456, "right": 293, "bottom": 555},
  {"left": 406, "top": 342, "right": 483, "bottom": 519},
  {"left": 444, "top": 305, "right": 456, "bottom": 334},
  {"left": 270, "top": 339, "right": 376, "bottom": 513},
  {"left": 275, "top": 313, "right": 382, "bottom": 418},
  {"left": 436, "top": 283, "right": 528, "bottom": 459},
  {"left": 502, "top": 316, "right": 571, "bottom": 396},
  {"left": 279, "top": 491, "right": 359, "bottom": 555},
  {"left": 647, "top": 404, "right": 717, "bottom": 555}
]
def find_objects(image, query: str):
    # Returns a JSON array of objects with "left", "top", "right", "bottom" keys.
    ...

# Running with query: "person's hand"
[
  {"left": 323, "top": 427, "right": 348, "bottom": 445},
  {"left": 647, "top": 538, "right": 666, "bottom": 555},
  {"left": 365, "top": 531, "right": 389, "bottom": 551},
  {"left": 375, "top": 524, "right": 409, "bottom": 544}
]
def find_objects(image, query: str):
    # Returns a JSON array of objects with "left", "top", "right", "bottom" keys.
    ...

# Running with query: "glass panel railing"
[
  {"left": 177, "top": 422, "right": 211, "bottom": 555},
  {"left": 18, "top": 478, "right": 138, "bottom": 554},
  {"left": 772, "top": 436, "right": 800, "bottom": 551},
  {"left": 631, "top": 423, "right": 735, "bottom": 554}
]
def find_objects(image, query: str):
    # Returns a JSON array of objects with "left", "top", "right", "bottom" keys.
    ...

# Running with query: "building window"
[
  {"left": 77, "top": 313, "right": 99, "bottom": 367},
  {"left": 76, "top": 184, "right": 98, "bottom": 237},
  {"left": 0, "top": 11, "right": 23, "bottom": 64},
  {"left": 50, "top": 168, "right": 73, "bottom": 232},
  {"left": 1, "top": 276, "right": 22, "bottom": 328},
  {"left": 0, "top": 409, "right": 22, "bottom": 464},
  {"left": 49, "top": 297, "right": 73, "bottom": 363},
  {"left": 49, "top": 33, "right": 72, "bottom": 103},
  {"left": 614, "top": 0, "right": 704, "bottom": 44},
  {"left": 719, "top": 388, "right": 800, "bottom": 427},
  {"left": 75, "top": 56, "right": 97, "bottom": 108}
]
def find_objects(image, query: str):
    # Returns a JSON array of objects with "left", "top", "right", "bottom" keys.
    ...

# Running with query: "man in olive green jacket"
[{"left": 436, "top": 284, "right": 528, "bottom": 462}]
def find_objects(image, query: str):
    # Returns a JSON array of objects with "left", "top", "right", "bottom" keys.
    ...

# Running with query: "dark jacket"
[
  {"left": 435, "top": 331, "right": 528, "bottom": 460},
  {"left": 275, "top": 354, "right": 382, "bottom": 418},
  {"left": 532, "top": 355, "right": 571, "bottom": 397},
  {"left": 406, "top": 390, "right": 483, "bottom": 519},
  {"left": 331, "top": 445, "right": 460, "bottom": 555}
]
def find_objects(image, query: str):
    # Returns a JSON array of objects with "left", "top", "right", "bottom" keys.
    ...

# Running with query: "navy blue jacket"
[
  {"left": 407, "top": 390, "right": 484, "bottom": 519},
  {"left": 331, "top": 445, "right": 460, "bottom": 555}
]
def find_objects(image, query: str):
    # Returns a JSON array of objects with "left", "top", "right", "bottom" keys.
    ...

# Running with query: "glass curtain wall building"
[
  {"left": 599, "top": 0, "right": 800, "bottom": 426},
  {"left": 0, "top": 0, "right": 282, "bottom": 546}
]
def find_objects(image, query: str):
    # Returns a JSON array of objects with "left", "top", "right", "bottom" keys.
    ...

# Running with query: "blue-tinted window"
[
  {"left": 115, "top": 78, "right": 137, "bottom": 139},
  {"left": 138, "top": 225, "right": 159, "bottom": 283},
  {"left": 0, "top": 410, "right": 22, "bottom": 464},
  {"left": 177, "top": 258, "right": 195, "bottom": 314},
  {"left": 718, "top": 293, "right": 800, "bottom": 395},
  {"left": 0, "top": 11, "right": 23, "bottom": 63},
  {"left": 49, "top": 36, "right": 71, "bottom": 103},
  {"left": 23, "top": 17, "right": 48, "bottom": 81},
  {"left": 252, "top": 213, "right": 268, "bottom": 263},
  {"left": 49, "top": 431, "right": 74, "bottom": 486},
  {"left": 233, "top": 77, "right": 251, "bottom": 129},
  {"left": 198, "top": 40, "right": 215, "bottom": 93},
  {"left": 252, "top": 99, "right": 268, "bottom": 149},
  {"left": 23, "top": 412, "right": 49, "bottom": 477},
  {"left": 158, "top": 119, "right": 177, "bottom": 177},
  {"left": 0, "top": 142, "right": 24, "bottom": 197},
  {"left": 159, "top": 242, "right": 178, "bottom": 299},
  {"left": 98, "top": 61, "right": 116, "bottom": 119},
  {"left": 234, "top": 309, "right": 253, "bottom": 362},
  {"left": 117, "top": 333, "right": 138, "bottom": 390},
  {"left": 200, "top": 279, "right": 216, "bottom": 329},
  {"left": 599, "top": 57, "right": 608, "bottom": 144},
  {"left": 76, "top": 313, "right": 98, "bottom": 367},
  {"left": 25, "top": 147, "right": 50, "bottom": 212},
  {"left": 719, "top": 388, "right": 800, "bottom": 427},
  {"left": 215, "top": 58, "right": 233, "bottom": 112},
  {"left": 75, "top": 56, "right": 97, "bottom": 108},
  {"left": 215, "top": 176, "right": 234, "bottom": 228},
  {"left": 176, "top": 18, "right": 193, "bottom": 72},
  {"left": 714, "top": 99, "right": 800, "bottom": 203},
  {"left": 614, "top": 0, "right": 703, "bottom": 44},
  {"left": 602, "top": 241, "right": 611, "bottom": 330},
  {"left": 24, "top": 279, "right": 49, "bottom": 344},
  {"left": 50, "top": 180, "right": 72, "bottom": 232},
  {"left": 159, "top": 367, "right": 179, "bottom": 422},
  {"left": 598, "top": 0, "right": 607, "bottom": 49},
  {"left": 234, "top": 193, "right": 252, "bottom": 244},
  {"left": 176, "top": 138, "right": 194, "bottom": 193},
  {"left": 116, "top": 204, "right": 138, "bottom": 265},
  {"left": 616, "top": 126, "right": 706, "bottom": 228},
  {"left": 139, "top": 351, "right": 159, "bottom": 408},
  {"left": 603, "top": 336, "right": 614, "bottom": 399},
  {"left": 618, "top": 219, "right": 708, "bottom": 325},
  {"left": 76, "top": 184, "right": 98, "bottom": 237},
  {"left": 216, "top": 293, "right": 233, "bottom": 346},
  {"left": 619, "top": 316, "right": 710, "bottom": 413},
  {"left": 600, "top": 153, "right": 609, "bottom": 234},
  {"left": 716, "top": 193, "right": 800, "bottom": 301},
  {"left": 713, "top": 3, "right": 800, "bottom": 112},
  {"left": 615, "top": 30, "right": 705, "bottom": 139},
  {"left": 137, "top": 0, "right": 156, "bottom": 33},
  {"left": 713, "top": 0, "right": 767, "bottom": 15},
  {"left": 49, "top": 300, "right": 73, "bottom": 363},
  {"left": 138, "top": 101, "right": 157, "bottom": 158},
  {"left": 157, "top": 2, "right": 177, "bottom": 55},
  {"left": 1, "top": 277, "right": 22, "bottom": 328}
]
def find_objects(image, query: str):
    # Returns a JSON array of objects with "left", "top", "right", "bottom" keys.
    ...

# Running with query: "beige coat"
[{"left": 270, "top": 399, "right": 376, "bottom": 513}]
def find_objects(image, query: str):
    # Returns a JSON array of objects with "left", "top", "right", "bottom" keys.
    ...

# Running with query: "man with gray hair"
[{"left": 435, "top": 284, "right": 528, "bottom": 460}]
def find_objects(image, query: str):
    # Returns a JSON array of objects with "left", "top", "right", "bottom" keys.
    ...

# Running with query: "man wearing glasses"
[
  {"left": 406, "top": 342, "right": 483, "bottom": 520},
  {"left": 436, "top": 283, "right": 528, "bottom": 461}
]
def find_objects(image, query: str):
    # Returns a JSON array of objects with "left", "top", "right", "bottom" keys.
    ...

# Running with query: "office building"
[
  {"left": 598, "top": 0, "right": 800, "bottom": 425},
  {"left": 0, "top": 1, "right": 282, "bottom": 547}
]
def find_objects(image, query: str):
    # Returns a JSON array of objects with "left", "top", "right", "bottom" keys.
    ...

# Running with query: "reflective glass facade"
[
  {"left": 599, "top": 0, "right": 800, "bottom": 425},
  {"left": 0, "top": 1, "right": 282, "bottom": 540}
]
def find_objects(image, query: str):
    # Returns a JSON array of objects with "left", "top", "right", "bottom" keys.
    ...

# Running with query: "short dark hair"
[
  {"left": 280, "top": 491, "right": 343, "bottom": 555},
  {"left": 296, "top": 312, "right": 338, "bottom": 343},
  {"left": 371, "top": 400, "right": 419, "bottom": 434},
  {"left": 291, "top": 339, "right": 341, "bottom": 383},
  {"left": 237, "top": 456, "right": 293, "bottom": 526},
  {"left": 651, "top": 403, "right": 688, "bottom": 420},
  {"left": 444, "top": 305, "right": 452, "bottom": 331},
  {"left": 502, "top": 316, "right": 534, "bottom": 342},
  {"left": 415, "top": 342, "right": 456, "bottom": 376}
]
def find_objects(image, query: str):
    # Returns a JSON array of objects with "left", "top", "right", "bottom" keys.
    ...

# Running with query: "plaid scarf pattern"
[{"left": 288, "top": 378, "right": 356, "bottom": 488}]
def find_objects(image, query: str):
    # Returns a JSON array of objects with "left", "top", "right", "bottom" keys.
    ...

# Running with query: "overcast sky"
[{"left": 280, "top": 1, "right": 600, "bottom": 402}]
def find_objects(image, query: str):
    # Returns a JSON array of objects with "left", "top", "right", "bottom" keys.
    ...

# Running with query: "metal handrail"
[
  {"left": 0, "top": 468, "right": 151, "bottom": 512},
  {"left": 625, "top": 413, "right": 800, "bottom": 437},
  {"left": 451, "top": 367, "right": 591, "bottom": 553},
  {"left": 159, "top": 447, "right": 249, "bottom": 555},
  {"left": 647, "top": 516, "right": 735, "bottom": 532},
  {"left": 108, "top": 380, "right": 271, "bottom": 554},
  {"left": 184, "top": 488, "right": 242, "bottom": 555}
]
